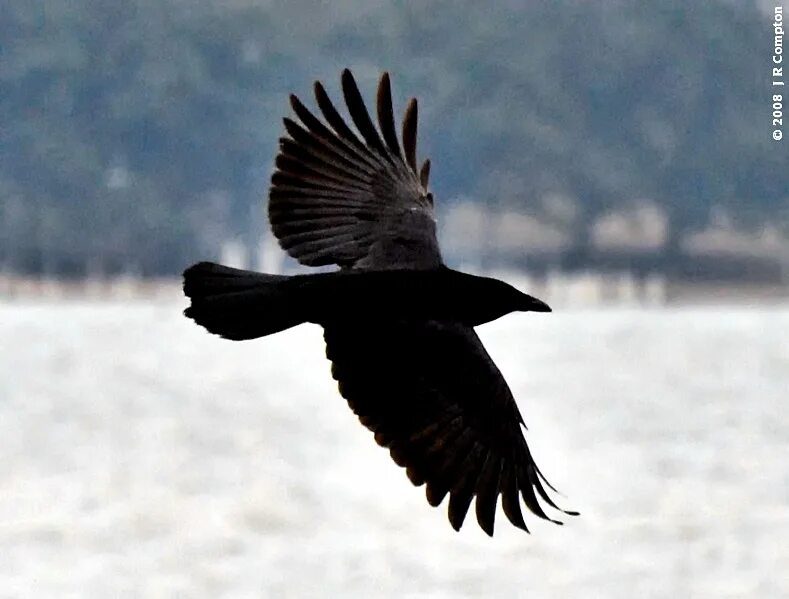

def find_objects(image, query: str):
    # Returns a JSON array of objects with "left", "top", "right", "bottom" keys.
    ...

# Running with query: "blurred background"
[{"left": 1, "top": 1, "right": 788, "bottom": 597}]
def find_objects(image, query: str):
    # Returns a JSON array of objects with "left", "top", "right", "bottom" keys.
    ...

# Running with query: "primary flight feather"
[{"left": 184, "top": 69, "right": 577, "bottom": 536}]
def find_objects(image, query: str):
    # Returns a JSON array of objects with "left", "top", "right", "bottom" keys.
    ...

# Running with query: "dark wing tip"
[
  {"left": 474, "top": 456, "right": 502, "bottom": 537},
  {"left": 419, "top": 158, "right": 431, "bottom": 188},
  {"left": 426, "top": 481, "right": 448, "bottom": 507},
  {"left": 448, "top": 491, "right": 473, "bottom": 532},
  {"left": 499, "top": 465, "right": 530, "bottom": 532},
  {"left": 406, "top": 466, "right": 425, "bottom": 486},
  {"left": 446, "top": 445, "right": 485, "bottom": 532},
  {"left": 476, "top": 503, "right": 495, "bottom": 537},
  {"left": 342, "top": 68, "right": 388, "bottom": 156},
  {"left": 312, "top": 78, "right": 364, "bottom": 148},
  {"left": 402, "top": 98, "right": 418, "bottom": 172},
  {"left": 376, "top": 72, "right": 402, "bottom": 158},
  {"left": 312, "top": 79, "right": 330, "bottom": 104}
]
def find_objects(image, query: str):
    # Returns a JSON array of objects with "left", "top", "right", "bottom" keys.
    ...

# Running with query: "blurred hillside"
[{"left": 1, "top": 0, "right": 787, "bottom": 280}]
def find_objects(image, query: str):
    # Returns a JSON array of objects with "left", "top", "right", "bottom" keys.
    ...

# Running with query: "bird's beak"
[{"left": 521, "top": 294, "right": 552, "bottom": 313}]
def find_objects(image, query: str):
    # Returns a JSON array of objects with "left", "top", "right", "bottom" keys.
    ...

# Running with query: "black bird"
[{"left": 183, "top": 69, "right": 577, "bottom": 536}]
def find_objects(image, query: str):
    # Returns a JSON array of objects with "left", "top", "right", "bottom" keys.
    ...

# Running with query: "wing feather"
[
  {"left": 447, "top": 443, "right": 486, "bottom": 531},
  {"left": 518, "top": 464, "right": 561, "bottom": 525},
  {"left": 341, "top": 69, "right": 389, "bottom": 158},
  {"left": 376, "top": 73, "right": 402, "bottom": 158},
  {"left": 425, "top": 427, "right": 476, "bottom": 507},
  {"left": 500, "top": 464, "right": 530, "bottom": 532},
  {"left": 419, "top": 159, "right": 431, "bottom": 189},
  {"left": 314, "top": 81, "right": 372, "bottom": 156},
  {"left": 290, "top": 93, "right": 380, "bottom": 169},
  {"left": 402, "top": 98, "right": 418, "bottom": 172},
  {"left": 278, "top": 137, "right": 373, "bottom": 183},
  {"left": 323, "top": 320, "right": 575, "bottom": 535},
  {"left": 269, "top": 70, "right": 440, "bottom": 270},
  {"left": 274, "top": 155, "right": 371, "bottom": 192},
  {"left": 282, "top": 117, "right": 379, "bottom": 177},
  {"left": 474, "top": 454, "right": 503, "bottom": 536}
]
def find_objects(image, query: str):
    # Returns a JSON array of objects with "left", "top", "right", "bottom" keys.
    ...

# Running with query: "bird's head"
[{"left": 461, "top": 275, "right": 551, "bottom": 326}]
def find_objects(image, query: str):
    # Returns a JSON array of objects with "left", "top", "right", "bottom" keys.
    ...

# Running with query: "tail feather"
[{"left": 183, "top": 262, "right": 305, "bottom": 340}]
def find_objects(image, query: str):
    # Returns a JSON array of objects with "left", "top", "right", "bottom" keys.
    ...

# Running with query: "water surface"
[{"left": 1, "top": 302, "right": 787, "bottom": 598}]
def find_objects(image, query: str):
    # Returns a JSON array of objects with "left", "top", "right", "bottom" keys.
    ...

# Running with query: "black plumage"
[{"left": 183, "top": 69, "right": 577, "bottom": 536}]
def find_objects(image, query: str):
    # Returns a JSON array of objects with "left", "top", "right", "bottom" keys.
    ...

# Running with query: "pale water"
[{"left": 1, "top": 302, "right": 787, "bottom": 598}]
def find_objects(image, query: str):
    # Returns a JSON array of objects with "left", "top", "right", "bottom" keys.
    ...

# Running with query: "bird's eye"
[{"left": 425, "top": 192, "right": 433, "bottom": 205}]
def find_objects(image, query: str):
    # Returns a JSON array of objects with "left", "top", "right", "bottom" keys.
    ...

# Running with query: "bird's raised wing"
[
  {"left": 323, "top": 320, "right": 577, "bottom": 535},
  {"left": 269, "top": 69, "right": 440, "bottom": 270}
]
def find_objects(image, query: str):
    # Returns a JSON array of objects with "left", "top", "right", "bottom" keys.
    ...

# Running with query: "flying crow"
[{"left": 183, "top": 69, "right": 577, "bottom": 536}]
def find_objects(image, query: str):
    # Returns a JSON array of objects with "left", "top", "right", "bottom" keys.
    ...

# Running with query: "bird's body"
[
  {"left": 185, "top": 263, "right": 550, "bottom": 336},
  {"left": 184, "top": 69, "right": 576, "bottom": 536}
]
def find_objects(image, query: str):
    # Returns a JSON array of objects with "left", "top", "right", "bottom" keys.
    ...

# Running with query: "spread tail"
[{"left": 183, "top": 262, "right": 306, "bottom": 340}]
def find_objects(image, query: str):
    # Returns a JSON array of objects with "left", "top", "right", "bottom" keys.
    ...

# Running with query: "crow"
[{"left": 183, "top": 69, "right": 577, "bottom": 536}]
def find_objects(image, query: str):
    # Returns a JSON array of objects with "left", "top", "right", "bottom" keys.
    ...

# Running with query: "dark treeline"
[{"left": 1, "top": 0, "right": 786, "bottom": 276}]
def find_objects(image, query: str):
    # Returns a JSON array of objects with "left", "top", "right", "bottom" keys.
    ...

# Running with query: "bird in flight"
[{"left": 184, "top": 69, "right": 577, "bottom": 536}]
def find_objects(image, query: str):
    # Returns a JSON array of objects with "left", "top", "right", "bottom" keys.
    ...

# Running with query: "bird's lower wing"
[{"left": 323, "top": 320, "right": 576, "bottom": 536}]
